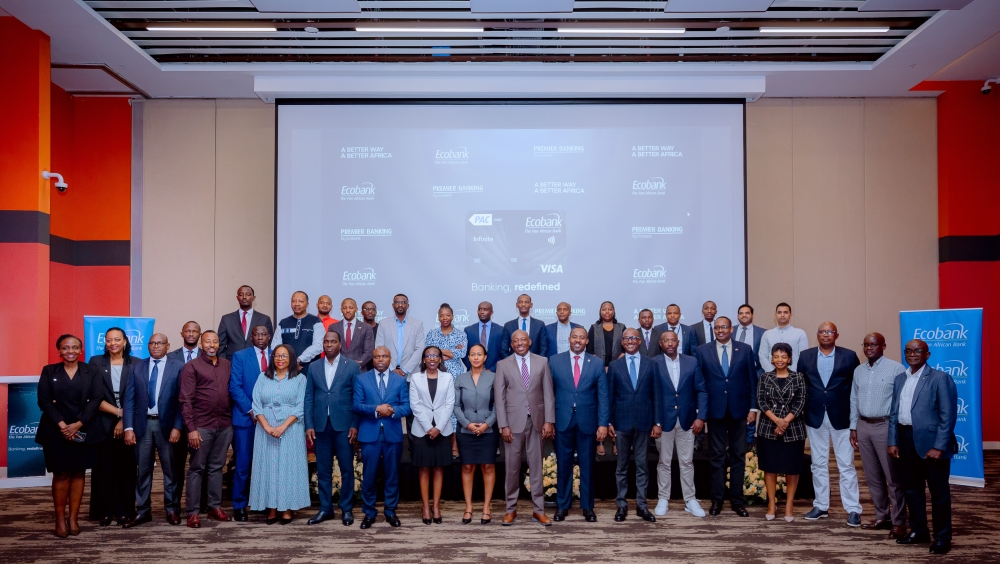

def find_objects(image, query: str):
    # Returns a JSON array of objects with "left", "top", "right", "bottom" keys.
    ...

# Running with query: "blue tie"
[
  {"left": 720, "top": 344, "right": 729, "bottom": 377},
  {"left": 522, "top": 318, "right": 527, "bottom": 332},
  {"left": 148, "top": 360, "right": 160, "bottom": 409},
  {"left": 378, "top": 372, "right": 386, "bottom": 401},
  {"left": 628, "top": 356, "right": 638, "bottom": 389}
]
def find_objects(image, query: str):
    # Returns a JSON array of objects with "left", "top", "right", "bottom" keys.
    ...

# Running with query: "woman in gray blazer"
[{"left": 454, "top": 344, "right": 498, "bottom": 525}]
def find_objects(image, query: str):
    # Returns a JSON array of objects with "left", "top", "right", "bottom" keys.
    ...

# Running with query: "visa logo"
[{"left": 540, "top": 264, "right": 563, "bottom": 273}]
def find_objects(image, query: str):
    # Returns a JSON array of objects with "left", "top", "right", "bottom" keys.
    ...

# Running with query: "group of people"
[{"left": 35, "top": 287, "right": 958, "bottom": 555}]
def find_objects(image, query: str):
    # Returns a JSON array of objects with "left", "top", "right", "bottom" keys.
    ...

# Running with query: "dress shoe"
[
  {"left": 685, "top": 500, "right": 706, "bottom": 518},
  {"left": 804, "top": 508, "right": 829, "bottom": 520},
  {"left": 532, "top": 512, "right": 552, "bottom": 526},
  {"left": 501, "top": 512, "right": 517, "bottom": 526},
  {"left": 280, "top": 516, "right": 292, "bottom": 525},
  {"left": 342, "top": 511, "right": 354, "bottom": 526},
  {"left": 54, "top": 519, "right": 69, "bottom": 538},
  {"left": 265, "top": 516, "right": 279, "bottom": 525},
  {"left": 186, "top": 514, "right": 201, "bottom": 528},
  {"left": 708, "top": 502, "right": 723, "bottom": 516},
  {"left": 68, "top": 520, "right": 81, "bottom": 536},
  {"left": 888, "top": 525, "right": 907, "bottom": 540},
  {"left": 583, "top": 509, "right": 597, "bottom": 522},
  {"left": 481, "top": 512, "right": 492, "bottom": 525},
  {"left": 861, "top": 519, "right": 892, "bottom": 530},
  {"left": 897, "top": 531, "right": 932, "bottom": 545},
  {"left": 207, "top": 508, "right": 231, "bottom": 522},
  {"left": 385, "top": 513, "right": 401, "bottom": 527},
  {"left": 433, "top": 516, "right": 443, "bottom": 524},
  {"left": 637, "top": 508, "right": 656, "bottom": 522},
  {"left": 654, "top": 499, "right": 669, "bottom": 516},
  {"left": 732, "top": 505, "right": 749, "bottom": 518},
  {"left": 308, "top": 511, "right": 333, "bottom": 525},
  {"left": 553, "top": 510, "right": 568, "bottom": 522},
  {"left": 122, "top": 514, "right": 152, "bottom": 529},
  {"left": 166, "top": 512, "right": 181, "bottom": 526},
  {"left": 847, "top": 512, "right": 862, "bottom": 527},
  {"left": 614, "top": 507, "right": 628, "bottom": 522},
  {"left": 929, "top": 540, "right": 951, "bottom": 554},
  {"left": 462, "top": 511, "right": 474, "bottom": 525},
  {"left": 99, "top": 516, "right": 114, "bottom": 527},
  {"left": 360, "top": 516, "right": 374, "bottom": 530},
  {"left": 233, "top": 508, "right": 249, "bottom": 522}
]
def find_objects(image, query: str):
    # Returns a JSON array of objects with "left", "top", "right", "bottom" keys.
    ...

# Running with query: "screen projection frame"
[{"left": 274, "top": 98, "right": 748, "bottom": 326}]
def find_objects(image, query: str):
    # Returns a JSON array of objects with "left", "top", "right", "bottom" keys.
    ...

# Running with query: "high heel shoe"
[
  {"left": 765, "top": 514, "right": 775, "bottom": 521},
  {"left": 54, "top": 520, "right": 69, "bottom": 538},
  {"left": 68, "top": 519, "right": 81, "bottom": 536},
  {"left": 422, "top": 508, "right": 432, "bottom": 525},
  {"left": 462, "top": 512, "right": 473, "bottom": 525},
  {"left": 266, "top": 513, "right": 279, "bottom": 525},
  {"left": 481, "top": 512, "right": 492, "bottom": 525},
  {"left": 785, "top": 515, "right": 795, "bottom": 522},
  {"left": 432, "top": 509, "right": 443, "bottom": 525}
]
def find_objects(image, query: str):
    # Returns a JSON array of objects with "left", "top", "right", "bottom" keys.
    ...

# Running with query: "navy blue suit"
[
  {"left": 798, "top": 346, "right": 860, "bottom": 431},
  {"left": 608, "top": 354, "right": 660, "bottom": 510},
  {"left": 462, "top": 321, "right": 503, "bottom": 372},
  {"left": 695, "top": 340, "right": 757, "bottom": 505},
  {"left": 550, "top": 351, "right": 608, "bottom": 510},
  {"left": 649, "top": 353, "right": 707, "bottom": 432},
  {"left": 228, "top": 346, "right": 268, "bottom": 510},
  {"left": 305, "top": 355, "right": 361, "bottom": 514},
  {"left": 500, "top": 317, "right": 548, "bottom": 359},
  {"left": 544, "top": 321, "right": 583, "bottom": 359},
  {"left": 352, "top": 369, "right": 411, "bottom": 518},
  {"left": 650, "top": 322, "right": 698, "bottom": 357},
  {"left": 733, "top": 323, "right": 765, "bottom": 442}
]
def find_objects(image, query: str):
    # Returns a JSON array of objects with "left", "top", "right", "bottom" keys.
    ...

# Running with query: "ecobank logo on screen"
[
  {"left": 633, "top": 265, "right": 667, "bottom": 284},
  {"left": 341, "top": 181, "right": 375, "bottom": 201},
  {"left": 435, "top": 146, "right": 469, "bottom": 165},
  {"left": 342, "top": 267, "right": 376, "bottom": 287},
  {"left": 631, "top": 177, "right": 667, "bottom": 196}
]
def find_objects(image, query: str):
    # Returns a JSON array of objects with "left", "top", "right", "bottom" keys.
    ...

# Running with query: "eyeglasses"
[
  {"left": 149, "top": 341, "right": 168, "bottom": 346},
  {"left": 393, "top": 300, "right": 408, "bottom": 305},
  {"left": 818, "top": 330, "right": 837, "bottom": 336},
  {"left": 714, "top": 325, "right": 731, "bottom": 330},
  {"left": 273, "top": 354, "right": 290, "bottom": 360},
  {"left": 903, "top": 348, "right": 926, "bottom": 355},
  {"left": 621, "top": 336, "right": 640, "bottom": 342}
]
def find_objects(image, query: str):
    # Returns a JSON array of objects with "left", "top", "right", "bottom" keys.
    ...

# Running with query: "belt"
[
  {"left": 147, "top": 414, "right": 159, "bottom": 420},
  {"left": 859, "top": 415, "right": 888, "bottom": 424}
]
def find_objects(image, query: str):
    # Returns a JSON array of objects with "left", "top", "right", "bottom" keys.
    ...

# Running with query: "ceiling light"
[
  {"left": 759, "top": 27, "right": 890, "bottom": 33},
  {"left": 557, "top": 28, "right": 685, "bottom": 34},
  {"left": 355, "top": 27, "right": 485, "bottom": 33},
  {"left": 146, "top": 27, "right": 279, "bottom": 32}
]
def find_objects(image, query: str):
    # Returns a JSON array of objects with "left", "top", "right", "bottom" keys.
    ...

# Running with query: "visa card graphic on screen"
[{"left": 466, "top": 210, "right": 567, "bottom": 276}]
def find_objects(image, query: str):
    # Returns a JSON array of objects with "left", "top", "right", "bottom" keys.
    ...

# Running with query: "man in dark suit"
[
  {"left": 305, "top": 330, "right": 360, "bottom": 526},
  {"left": 690, "top": 301, "right": 718, "bottom": 346},
  {"left": 360, "top": 301, "right": 380, "bottom": 371},
  {"left": 889, "top": 339, "right": 958, "bottom": 555},
  {"left": 122, "top": 333, "right": 185, "bottom": 527},
  {"left": 545, "top": 301, "right": 583, "bottom": 359},
  {"left": 463, "top": 301, "right": 503, "bottom": 372},
  {"left": 227, "top": 325, "right": 271, "bottom": 522},
  {"left": 165, "top": 321, "right": 201, "bottom": 512},
  {"left": 636, "top": 309, "right": 657, "bottom": 357},
  {"left": 800, "top": 322, "right": 863, "bottom": 526},
  {"left": 696, "top": 317, "right": 757, "bottom": 517},
  {"left": 733, "top": 304, "right": 766, "bottom": 444},
  {"left": 352, "top": 346, "right": 412, "bottom": 529},
  {"left": 330, "top": 298, "right": 374, "bottom": 369},
  {"left": 651, "top": 304, "right": 698, "bottom": 357},
  {"left": 550, "top": 327, "right": 608, "bottom": 522},
  {"left": 217, "top": 285, "right": 274, "bottom": 361},
  {"left": 608, "top": 328, "right": 661, "bottom": 523},
  {"left": 650, "top": 329, "right": 708, "bottom": 517},
  {"left": 500, "top": 294, "right": 548, "bottom": 358}
]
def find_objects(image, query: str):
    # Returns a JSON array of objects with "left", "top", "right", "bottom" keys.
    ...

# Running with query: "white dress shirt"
[
  {"left": 702, "top": 319, "right": 715, "bottom": 343},
  {"left": 666, "top": 325, "right": 684, "bottom": 352},
  {"left": 715, "top": 339, "right": 732, "bottom": 368},
  {"left": 663, "top": 353, "right": 680, "bottom": 390},
  {"left": 897, "top": 365, "right": 925, "bottom": 426},
  {"left": 516, "top": 316, "right": 533, "bottom": 333},
  {"left": 254, "top": 346, "right": 269, "bottom": 373},
  {"left": 240, "top": 308, "right": 255, "bottom": 339},
  {"left": 514, "top": 352, "right": 531, "bottom": 375},
  {"left": 641, "top": 327, "right": 654, "bottom": 350},
  {"left": 324, "top": 354, "right": 340, "bottom": 389},
  {"left": 181, "top": 346, "right": 200, "bottom": 362}
]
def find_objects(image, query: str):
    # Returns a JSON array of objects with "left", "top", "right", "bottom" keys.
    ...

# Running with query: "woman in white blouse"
[{"left": 409, "top": 346, "right": 456, "bottom": 524}]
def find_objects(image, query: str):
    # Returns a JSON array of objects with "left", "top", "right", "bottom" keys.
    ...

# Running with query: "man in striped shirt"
[{"left": 849, "top": 332, "right": 906, "bottom": 539}]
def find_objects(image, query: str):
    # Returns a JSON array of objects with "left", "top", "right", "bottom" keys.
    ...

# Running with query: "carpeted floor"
[{"left": 2, "top": 452, "right": 998, "bottom": 563}]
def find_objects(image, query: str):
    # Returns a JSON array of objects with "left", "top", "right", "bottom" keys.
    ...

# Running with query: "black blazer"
[
  {"left": 607, "top": 355, "right": 660, "bottom": 432},
  {"left": 691, "top": 320, "right": 714, "bottom": 346},
  {"left": 798, "top": 346, "right": 861, "bottom": 430},
  {"left": 304, "top": 355, "right": 361, "bottom": 433},
  {"left": 500, "top": 317, "right": 548, "bottom": 358},
  {"left": 218, "top": 310, "right": 274, "bottom": 360},
  {"left": 35, "top": 362, "right": 104, "bottom": 445},
  {"left": 636, "top": 326, "right": 658, "bottom": 357},
  {"left": 89, "top": 354, "right": 141, "bottom": 437},
  {"left": 650, "top": 322, "right": 698, "bottom": 357}
]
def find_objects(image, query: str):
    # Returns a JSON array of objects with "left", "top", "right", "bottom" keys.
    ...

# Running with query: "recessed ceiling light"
[
  {"left": 759, "top": 27, "right": 890, "bottom": 33},
  {"left": 304, "top": 27, "right": 319, "bottom": 33},
  {"left": 146, "top": 27, "right": 279, "bottom": 32},
  {"left": 557, "top": 28, "right": 685, "bottom": 34},
  {"left": 355, "top": 27, "right": 485, "bottom": 33}
]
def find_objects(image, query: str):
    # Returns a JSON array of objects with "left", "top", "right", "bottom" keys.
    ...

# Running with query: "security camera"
[
  {"left": 983, "top": 78, "right": 1000, "bottom": 95},
  {"left": 42, "top": 170, "right": 68, "bottom": 192},
  {"left": 983, "top": 85, "right": 991, "bottom": 95}
]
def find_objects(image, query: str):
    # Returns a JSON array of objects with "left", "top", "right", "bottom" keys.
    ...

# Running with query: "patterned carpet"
[{"left": 2, "top": 452, "right": 998, "bottom": 563}]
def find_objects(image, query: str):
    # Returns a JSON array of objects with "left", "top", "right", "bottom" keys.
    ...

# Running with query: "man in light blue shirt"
[{"left": 545, "top": 302, "right": 582, "bottom": 359}]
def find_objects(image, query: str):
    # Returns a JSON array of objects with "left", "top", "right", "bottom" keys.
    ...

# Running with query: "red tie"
[
  {"left": 573, "top": 356, "right": 581, "bottom": 388},
  {"left": 241, "top": 311, "right": 247, "bottom": 334},
  {"left": 260, "top": 349, "right": 268, "bottom": 372},
  {"left": 345, "top": 321, "right": 352, "bottom": 350}
]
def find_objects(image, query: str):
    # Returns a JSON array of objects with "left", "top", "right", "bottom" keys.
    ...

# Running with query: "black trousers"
[
  {"left": 91, "top": 436, "right": 137, "bottom": 521},
  {"left": 897, "top": 425, "right": 952, "bottom": 541},
  {"left": 708, "top": 413, "right": 747, "bottom": 505}
]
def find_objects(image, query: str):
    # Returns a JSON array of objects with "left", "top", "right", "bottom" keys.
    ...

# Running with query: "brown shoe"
[
  {"left": 207, "top": 508, "right": 231, "bottom": 522},
  {"left": 501, "top": 512, "right": 517, "bottom": 526},
  {"left": 166, "top": 511, "right": 182, "bottom": 526},
  {"left": 186, "top": 514, "right": 201, "bottom": 528},
  {"left": 888, "top": 525, "right": 906, "bottom": 540},
  {"left": 861, "top": 519, "right": 892, "bottom": 531},
  {"left": 533, "top": 513, "right": 552, "bottom": 526}
]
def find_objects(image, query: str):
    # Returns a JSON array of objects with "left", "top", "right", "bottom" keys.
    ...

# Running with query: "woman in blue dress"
[
  {"left": 425, "top": 303, "right": 468, "bottom": 458},
  {"left": 249, "top": 344, "right": 310, "bottom": 524}
]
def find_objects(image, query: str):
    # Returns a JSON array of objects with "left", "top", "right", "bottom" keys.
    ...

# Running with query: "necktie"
[
  {"left": 573, "top": 356, "right": 581, "bottom": 388},
  {"left": 186, "top": 350, "right": 193, "bottom": 363},
  {"left": 644, "top": 330, "right": 650, "bottom": 349},
  {"left": 378, "top": 372, "right": 386, "bottom": 400},
  {"left": 708, "top": 322, "right": 715, "bottom": 342},
  {"left": 739, "top": 327, "right": 747, "bottom": 344},
  {"left": 148, "top": 360, "right": 160, "bottom": 409},
  {"left": 481, "top": 323, "right": 487, "bottom": 346},
  {"left": 241, "top": 311, "right": 247, "bottom": 335},
  {"left": 721, "top": 344, "right": 729, "bottom": 376},
  {"left": 521, "top": 318, "right": 527, "bottom": 332},
  {"left": 520, "top": 358, "right": 530, "bottom": 414},
  {"left": 260, "top": 349, "right": 268, "bottom": 372},
  {"left": 628, "top": 356, "right": 638, "bottom": 389},
  {"left": 345, "top": 322, "right": 352, "bottom": 350}
]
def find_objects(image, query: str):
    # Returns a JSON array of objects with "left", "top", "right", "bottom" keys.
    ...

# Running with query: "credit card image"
[{"left": 466, "top": 210, "right": 567, "bottom": 276}]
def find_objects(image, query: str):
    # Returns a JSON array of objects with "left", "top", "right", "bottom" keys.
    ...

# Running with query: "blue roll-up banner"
[
  {"left": 7, "top": 383, "right": 46, "bottom": 478},
  {"left": 83, "top": 316, "right": 156, "bottom": 361},
  {"left": 899, "top": 308, "right": 984, "bottom": 487}
]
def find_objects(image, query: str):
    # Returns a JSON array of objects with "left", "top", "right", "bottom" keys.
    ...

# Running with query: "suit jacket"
[
  {"left": 636, "top": 326, "right": 659, "bottom": 357},
  {"left": 167, "top": 346, "right": 200, "bottom": 365},
  {"left": 695, "top": 340, "right": 757, "bottom": 420},
  {"left": 732, "top": 324, "right": 765, "bottom": 373},
  {"left": 650, "top": 322, "right": 698, "bottom": 357},
  {"left": 229, "top": 346, "right": 268, "bottom": 428},
  {"left": 798, "top": 346, "right": 861, "bottom": 430},
  {"left": 124, "top": 356, "right": 185, "bottom": 440},
  {"left": 373, "top": 316, "right": 426, "bottom": 374},
  {"left": 756, "top": 371, "right": 809, "bottom": 442},
  {"left": 692, "top": 320, "right": 715, "bottom": 346},
  {"left": 494, "top": 352, "right": 554, "bottom": 434},
  {"left": 304, "top": 355, "right": 361, "bottom": 433},
  {"left": 89, "top": 354, "right": 142, "bottom": 436},
  {"left": 409, "top": 371, "right": 457, "bottom": 437},
  {"left": 218, "top": 310, "right": 274, "bottom": 360},
  {"left": 35, "top": 362, "right": 104, "bottom": 445},
  {"left": 352, "top": 369, "right": 411, "bottom": 443},
  {"left": 500, "top": 317, "right": 548, "bottom": 359},
  {"left": 462, "top": 321, "right": 504, "bottom": 372},
  {"left": 544, "top": 321, "right": 583, "bottom": 358},
  {"left": 888, "top": 366, "right": 958, "bottom": 458},
  {"left": 330, "top": 319, "right": 375, "bottom": 368},
  {"left": 549, "top": 351, "right": 608, "bottom": 434},
  {"left": 454, "top": 370, "right": 497, "bottom": 433},
  {"left": 650, "top": 353, "right": 706, "bottom": 432},
  {"left": 607, "top": 354, "right": 660, "bottom": 432}
]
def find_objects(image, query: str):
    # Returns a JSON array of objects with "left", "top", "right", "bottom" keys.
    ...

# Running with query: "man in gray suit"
[
  {"left": 374, "top": 293, "right": 425, "bottom": 377},
  {"left": 888, "top": 339, "right": 958, "bottom": 555},
  {"left": 331, "top": 298, "right": 374, "bottom": 369},
  {"left": 495, "top": 330, "right": 555, "bottom": 526}
]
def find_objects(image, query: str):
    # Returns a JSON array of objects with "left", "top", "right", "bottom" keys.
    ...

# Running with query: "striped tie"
[{"left": 520, "top": 357, "right": 531, "bottom": 415}]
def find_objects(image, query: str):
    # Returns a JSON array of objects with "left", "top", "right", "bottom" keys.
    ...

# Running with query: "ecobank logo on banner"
[
  {"left": 83, "top": 316, "right": 156, "bottom": 360},
  {"left": 7, "top": 384, "right": 45, "bottom": 478},
  {"left": 435, "top": 146, "right": 469, "bottom": 165},
  {"left": 343, "top": 267, "right": 376, "bottom": 287},
  {"left": 899, "top": 308, "right": 983, "bottom": 486},
  {"left": 341, "top": 181, "right": 376, "bottom": 201},
  {"left": 632, "top": 177, "right": 667, "bottom": 196},
  {"left": 633, "top": 265, "right": 667, "bottom": 284}
]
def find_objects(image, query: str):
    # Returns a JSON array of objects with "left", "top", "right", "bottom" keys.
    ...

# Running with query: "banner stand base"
[
  {"left": 949, "top": 476, "right": 985, "bottom": 488},
  {"left": 0, "top": 474, "right": 52, "bottom": 489}
]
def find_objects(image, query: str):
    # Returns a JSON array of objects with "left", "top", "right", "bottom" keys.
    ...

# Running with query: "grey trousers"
[
  {"left": 857, "top": 418, "right": 906, "bottom": 525},
  {"left": 135, "top": 419, "right": 181, "bottom": 516},
  {"left": 616, "top": 427, "right": 650, "bottom": 510},
  {"left": 504, "top": 415, "right": 545, "bottom": 515},
  {"left": 185, "top": 426, "right": 233, "bottom": 515},
  {"left": 655, "top": 421, "right": 696, "bottom": 502}
]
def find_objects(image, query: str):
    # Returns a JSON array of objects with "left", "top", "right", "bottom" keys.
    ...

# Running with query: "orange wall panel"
[
  {"left": 0, "top": 244, "right": 50, "bottom": 375},
  {"left": 48, "top": 264, "right": 131, "bottom": 363}
]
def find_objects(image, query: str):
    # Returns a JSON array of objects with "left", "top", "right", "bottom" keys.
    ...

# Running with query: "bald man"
[
  {"left": 123, "top": 333, "right": 186, "bottom": 526},
  {"left": 798, "top": 322, "right": 862, "bottom": 526},
  {"left": 316, "top": 294, "right": 340, "bottom": 332},
  {"left": 544, "top": 302, "right": 583, "bottom": 358},
  {"left": 331, "top": 298, "right": 374, "bottom": 368}
]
